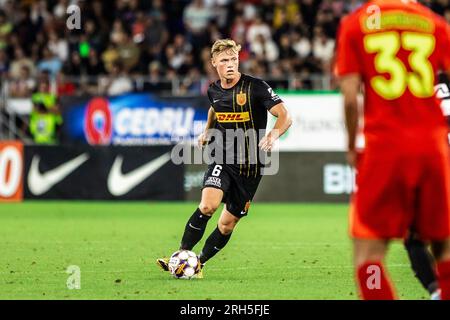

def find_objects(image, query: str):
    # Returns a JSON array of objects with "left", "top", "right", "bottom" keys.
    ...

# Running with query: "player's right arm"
[
  {"left": 340, "top": 74, "right": 361, "bottom": 167},
  {"left": 198, "top": 106, "right": 216, "bottom": 148},
  {"left": 334, "top": 16, "right": 363, "bottom": 167}
]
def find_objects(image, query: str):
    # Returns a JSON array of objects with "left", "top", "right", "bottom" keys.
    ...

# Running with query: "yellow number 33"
[{"left": 364, "top": 31, "right": 435, "bottom": 100}]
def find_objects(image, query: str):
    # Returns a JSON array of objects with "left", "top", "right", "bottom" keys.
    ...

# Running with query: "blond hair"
[{"left": 211, "top": 39, "right": 241, "bottom": 58}]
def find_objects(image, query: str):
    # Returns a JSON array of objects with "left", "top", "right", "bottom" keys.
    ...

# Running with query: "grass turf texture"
[{"left": 0, "top": 202, "right": 428, "bottom": 300}]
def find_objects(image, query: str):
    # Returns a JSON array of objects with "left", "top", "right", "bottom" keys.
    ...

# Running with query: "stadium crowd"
[{"left": 0, "top": 0, "right": 448, "bottom": 97}]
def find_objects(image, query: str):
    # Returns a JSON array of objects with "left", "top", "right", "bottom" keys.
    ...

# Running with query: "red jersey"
[{"left": 335, "top": 0, "right": 450, "bottom": 151}]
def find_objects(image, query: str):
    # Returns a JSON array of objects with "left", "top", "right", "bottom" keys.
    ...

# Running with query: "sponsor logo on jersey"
[
  {"left": 216, "top": 112, "right": 250, "bottom": 123},
  {"left": 236, "top": 93, "right": 247, "bottom": 106},
  {"left": 205, "top": 176, "right": 221, "bottom": 188},
  {"left": 267, "top": 88, "right": 280, "bottom": 101}
]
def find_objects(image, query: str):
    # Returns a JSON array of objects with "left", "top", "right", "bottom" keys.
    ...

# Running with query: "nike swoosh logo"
[
  {"left": 28, "top": 153, "right": 90, "bottom": 195},
  {"left": 107, "top": 153, "right": 171, "bottom": 196},
  {"left": 189, "top": 223, "right": 202, "bottom": 231},
  {"left": 213, "top": 99, "right": 220, "bottom": 103}
]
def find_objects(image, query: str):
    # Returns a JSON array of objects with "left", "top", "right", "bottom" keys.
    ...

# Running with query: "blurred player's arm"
[
  {"left": 444, "top": 24, "right": 450, "bottom": 78},
  {"left": 198, "top": 107, "right": 216, "bottom": 148},
  {"left": 339, "top": 74, "right": 361, "bottom": 167},
  {"left": 334, "top": 16, "right": 363, "bottom": 167},
  {"left": 259, "top": 103, "right": 292, "bottom": 152}
]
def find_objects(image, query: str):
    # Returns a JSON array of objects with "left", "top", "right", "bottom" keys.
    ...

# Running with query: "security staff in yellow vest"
[
  {"left": 29, "top": 102, "right": 62, "bottom": 144},
  {"left": 29, "top": 80, "right": 62, "bottom": 144}
]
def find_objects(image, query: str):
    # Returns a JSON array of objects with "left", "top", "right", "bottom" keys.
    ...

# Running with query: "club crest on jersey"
[
  {"left": 216, "top": 112, "right": 250, "bottom": 122},
  {"left": 236, "top": 93, "right": 247, "bottom": 106}
]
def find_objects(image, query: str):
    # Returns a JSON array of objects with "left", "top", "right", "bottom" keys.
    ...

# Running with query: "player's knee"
[
  {"left": 218, "top": 220, "right": 236, "bottom": 235},
  {"left": 198, "top": 202, "right": 219, "bottom": 215},
  {"left": 353, "top": 242, "right": 387, "bottom": 267}
]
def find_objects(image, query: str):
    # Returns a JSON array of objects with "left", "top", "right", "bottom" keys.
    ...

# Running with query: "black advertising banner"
[
  {"left": 183, "top": 152, "right": 354, "bottom": 203},
  {"left": 254, "top": 152, "right": 354, "bottom": 203},
  {"left": 23, "top": 145, "right": 184, "bottom": 200}
]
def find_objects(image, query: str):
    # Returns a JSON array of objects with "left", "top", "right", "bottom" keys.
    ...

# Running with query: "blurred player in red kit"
[{"left": 335, "top": 0, "right": 450, "bottom": 299}]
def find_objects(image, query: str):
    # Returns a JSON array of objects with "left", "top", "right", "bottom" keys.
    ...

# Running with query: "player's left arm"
[{"left": 259, "top": 103, "right": 292, "bottom": 152}]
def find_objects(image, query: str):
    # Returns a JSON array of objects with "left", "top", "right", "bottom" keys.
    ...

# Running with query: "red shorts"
[{"left": 350, "top": 145, "right": 450, "bottom": 241}]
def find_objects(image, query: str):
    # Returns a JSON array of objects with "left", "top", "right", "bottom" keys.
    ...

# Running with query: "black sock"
[
  {"left": 180, "top": 208, "right": 211, "bottom": 250},
  {"left": 199, "top": 226, "right": 232, "bottom": 264},
  {"left": 404, "top": 235, "right": 438, "bottom": 294}
]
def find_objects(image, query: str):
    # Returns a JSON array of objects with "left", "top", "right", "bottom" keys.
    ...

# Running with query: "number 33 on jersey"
[{"left": 334, "top": 0, "right": 450, "bottom": 143}]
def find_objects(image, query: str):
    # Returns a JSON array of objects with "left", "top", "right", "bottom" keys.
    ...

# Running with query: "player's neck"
[{"left": 220, "top": 72, "right": 241, "bottom": 90}]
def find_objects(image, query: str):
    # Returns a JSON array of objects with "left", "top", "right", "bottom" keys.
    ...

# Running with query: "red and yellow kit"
[{"left": 335, "top": 0, "right": 450, "bottom": 240}]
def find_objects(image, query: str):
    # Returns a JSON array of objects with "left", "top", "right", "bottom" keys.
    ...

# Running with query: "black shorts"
[{"left": 202, "top": 163, "right": 262, "bottom": 218}]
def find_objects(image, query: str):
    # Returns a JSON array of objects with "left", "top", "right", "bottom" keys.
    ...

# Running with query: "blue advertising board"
[{"left": 62, "top": 93, "right": 209, "bottom": 145}]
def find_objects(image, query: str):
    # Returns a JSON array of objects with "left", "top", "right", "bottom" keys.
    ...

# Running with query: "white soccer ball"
[{"left": 168, "top": 250, "right": 200, "bottom": 279}]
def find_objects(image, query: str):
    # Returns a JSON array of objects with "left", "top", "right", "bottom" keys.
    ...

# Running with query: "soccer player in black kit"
[{"left": 157, "top": 39, "right": 292, "bottom": 277}]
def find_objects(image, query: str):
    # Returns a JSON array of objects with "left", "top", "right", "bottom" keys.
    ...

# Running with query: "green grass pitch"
[{"left": 0, "top": 201, "right": 428, "bottom": 300}]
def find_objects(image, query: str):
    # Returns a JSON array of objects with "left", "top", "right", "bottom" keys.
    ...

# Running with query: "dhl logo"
[{"left": 216, "top": 112, "right": 250, "bottom": 122}]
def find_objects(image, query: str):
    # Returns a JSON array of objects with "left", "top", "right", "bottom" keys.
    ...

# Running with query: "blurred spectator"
[
  {"left": 345, "top": 0, "right": 364, "bottom": 12},
  {"left": 183, "top": 0, "right": 214, "bottom": 53},
  {"left": 312, "top": 26, "right": 335, "bottom": 70},
  {"left": 101, "top": 44, "right": 120, "bottom": 74},
  {"left": 143, "top": 61, "right": 171, "bottom": 92},
  {"left": 300, "top": 0, "right": 320, "bottom": 33},
  {"left": 9, "top": 47, "right": 36, "bottom": 79},
  {"left": 178, "top": 53, "right": 196, "bottom": 76},
  {"left": 48, "top": 31, "right": 69, "bottom": 63},
  {"left": 53, "top": 0, "right": 69, "bottom": 20},
  {"left": 272, "top": 0, "right": 300, "bottom": 30},
  {"left": 0, "top": 48, "right": 9, "bottom": 76},
  {"left": 9, "top": 65, "right": 36, "bottom": 98},
  {"left": 64, "top": 51, "right": 83, "bottom": 76},
  {"left": 179, "top": 67, "right": 202, "bottom": 95},
  {"left": 86, "top": 49, "right": 105, "bottom": 76},
  {"left": 116, "top": 32, "right": 140, "bottom": 72},
  {"left": 144, "top": 15, "right": 168, "bottom": 51},
  {"left": 204, "top": 0, "right": 231, "bottom": 29},
  {"left": 56, "top": 73, "right": 76, "bottom": 96},
  {"left": 250, "top": 34, "right": 279, "bottom": 63},
  {"left": 0, "top": 10, "right": 12, "bottom": 50},
  {"left": 37, "top": 47, "right": 63, "bottom": 78},
  {"left": 99, "top": 60, "right": 133, "bottom": 96},
  {"left": 230, "top": 15, "right": 248, "bottom": 41},
  {"left": 31, "top": 76, "right": 59, "bottom": 113},
  {"left": 164, "top": 44, "right": 186, "bottom": 71},
  {"left": 247, "top": 15, "right": 272, "bottom": 46},
  {"left": 206, "top": 20, "right": 224, "bottom": 46},
  {"left": 278, "top": 34, "right": 297, "bottom": 61},
  {"left": 0, "top": 0, "right": 448, "bottom": 98},
  {"left": 292, "top": 32, "right": 311, "bottom": 59}
]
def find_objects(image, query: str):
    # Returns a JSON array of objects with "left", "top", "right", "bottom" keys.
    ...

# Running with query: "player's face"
[{"left": 212, "top": 49, "right": 239, "bottom": 81}]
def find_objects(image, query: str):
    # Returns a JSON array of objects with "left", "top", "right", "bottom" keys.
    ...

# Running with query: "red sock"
[
  {"left": 437, "top": 261, "right": 450, "bottom": 300},
  {"left": 356, "top": 261, "right": 396, "bottom": 300}
]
